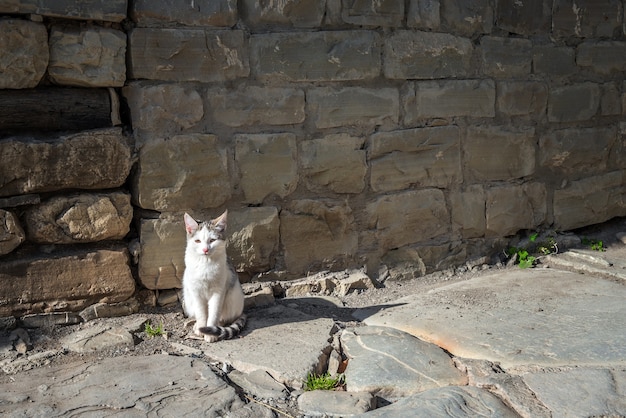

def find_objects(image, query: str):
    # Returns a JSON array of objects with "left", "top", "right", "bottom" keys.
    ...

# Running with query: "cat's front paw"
[{"left": 204, "top": 334, "right": 219, "bottom": 343}]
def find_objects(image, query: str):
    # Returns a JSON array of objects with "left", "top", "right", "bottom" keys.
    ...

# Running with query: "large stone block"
[
  {"left": 553, "top": 171, "right": 626, "bottom": 231},
  {"left": 577, "top": 41, "right": 626, "bottom": 75},
  {"left": 548, "top": 83, "right": 600, "bottom": 122},
  {"left": 539, "top": 127, "right": 616, "bottom": 178},
  {"left": 138, "top": 217, "right": 185, "bottom": 290},
  {"left": 0, "top": 247, "right": 135, "bottom": 317},
  {"left": 242, "top": 0, "right": 324, "bottom": 28},
  {"left": 0, "top": 20, "right": 48, "bottom": 89},
  {"left": 497, "top": 81, "right": 547, "bottom": 117},
  {"left": 128, "top": 28, "right": 249, "bottom": 82},
  {"left": 131, "top": 0, "right": 237, "bottom": 27},
  {"left": 341, "top": 0, "right": 404, "bottom": 26},
  {"left": 300, "top": 134, "right": 367, "bottom": 194},
  {"left": 403, "top": 80, "right": 495, "bottom": 122},
  {"left": 369, "top": 126, "right": 461, "bottom": 192},
  {"left": 366, "top": 189, "right": 449, "bottom": 250},
  {"left": 600, "top": 83, "right": 621, "bottom": 116},
  {"left": 480, "top": 36, "right": 532, "bottom": 78},
  {"left": 235, "top": 133, "right": 298, "bottom": 204},
  {"left": 122, "top": 83, "right": 203, "bottom": 143},
  {"left": 451, "top": 185, "right": 486, "bottom": 239},
  {"left": 250, "top": 31, "right": 380, "bottom": 82},
  {"left": 228, "top": 207, "right": 279, "bottom": 275},
  {"left": 552, "top": 0, "right": 622, "bottom": 38},
  {"left": 440, "top": 0, "right": 493, "bottom": 36},
  {"left": 48, "top": 26, "right": 126, "bottom": 88},
  {"left": 407, "top": 0, "right": 440, "bottom": 30},
  {"left": 0, "top": 128, "right": 132, "bottom": 197},
  {"left": 0, "top": 210, "right": 24, "bottom": 255},
  {"left": 133, "top": 134, "right": 230, "bottom": 211},
  {"left": 281, "top": 200, "right": 358, "bottom": 275},
  {"left": 207, "top": 87, "right": 305, "bottom": 127},
  {"left": 532, "top": 46, "right": 576, "bottom": 76},
  {"left": 0, "top": 0, "right": 127, "bottom": 22},
  {"left": 383, "top": 30, "right": 473, "bottom": 79},
  {"left": 485, "top": 183, "right": 546, "bottom": 237},
  {"left": 495, "top": 0, "right": 551, "bottom": 35},
  {"left": 465, "top": 126, "right": 536, "bottom": 181},
  {"left": 308, "top": 87, "right": 399, "bottom": 129},
  {"left": 23, "top": 192, "right": 132, "bottom": 244}
]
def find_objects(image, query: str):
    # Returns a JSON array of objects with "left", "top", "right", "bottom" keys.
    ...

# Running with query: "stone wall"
[{"left": 1, "top": 0, "right": 626, "bottom": 318}]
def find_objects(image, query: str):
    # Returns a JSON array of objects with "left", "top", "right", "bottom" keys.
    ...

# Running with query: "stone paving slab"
[
  {"left": 355, "top": 268, "right": 626, "bottom": 368},
  {"left": 341, "top": 326, "right": 467, "bottom": 397},
  {"left": 352, "top": 386, "right": 519, "bottom": 417},
  {"left": 521, "top": 368, "right": 626, "bottom": 418},
  {"left": 0, "top": 354, "right": 273, "bottom": 417},
  {"left": 201, "top": 303, "right": 335, "bottom": 389}
]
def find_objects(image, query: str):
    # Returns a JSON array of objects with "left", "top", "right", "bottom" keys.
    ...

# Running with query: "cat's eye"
[
  {"left": 209, "top": 238, "right": 217, "bottom": 243},
  {"left": 194, "top": 239, "right": 201, "bottom": 243}
]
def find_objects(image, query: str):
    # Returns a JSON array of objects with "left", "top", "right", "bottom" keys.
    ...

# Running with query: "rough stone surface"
[
  {"left": 48, "top": 26, "right": 126, "bottom": 87},
  {"left": 137, "top": 217, "right": 185, "bottom": 290},
  {"left": 298, "top": 390, "right": 375, "bottom": 417},
  {"left": 532, "top": 46, "right": 576, "bottom": 76},
  {"left": 23, "top": 192, "right": 132, "bottom": 244},
  {"left": 0, "top": 247, "right": 135, "bottom": 317},
  {"left": 0, "top": 19, "right": 48, "bottom": 89},
  {"left": 353, "top": 386, "right": 518, "bottom": 417},
  {"left": 552, "top": 0, "right": 622, "bottom": 38},
  {"left": 251, "top": 31, "right": 380, "bottom": 82},
  {"left": 202, "top": 303, "right": 335, "bottom": 388},
  {"left": 480, "top": 36, "right": 532, "bottom": 78},
  {"left": 281, "top": 200, "right": 358, "bottom": 275},
  {"left": 365, "top": 189, "right": 449, "bottom": 250},
  {"left": 0, "top": 0, "right": 127, "bottom": 22},
  {"left": 440, "top": 0, "right": 493, "bottom": 36},
  {"left": 465, "top": 126, "right": 535, "bottom": 181},
  {"left": 228, "top": 207, "right": 279, "bottom": 275},
  {"left": 122, "top": 83, "right": 203, "bottom": 142},
  {"left": 0, "top": 210, "right": 24, "bottom": 255},
  {"left": 132, "top": 0, "right": 237, "bottom": 27},
  {"left": 228, "top": 369, "right": 289, "bottom": 400},
  {"left": 308, "top": 87, "right": 399, "bottom": 129},
  {"left": 128, "top": 28, "right": 249, "bottom": 82},
  {"left": 370, "top": 126, "right": 461, "bottom": 192},
  {"left": 243, "top": 0, "right": 325, "bottom": 29},
  {"left": 61, "top": 324, "right": 134, "bottom": 353},
  {"left": 539, "top": 127, "right": 616, "bottom": 178},
  {"left": 485, "top": 183, "right": 546, "bottom": 237},
  {"left": 407, "top": 0, "right": 440, "bottom": 29},
  {"left": 208, "top": 86, "right": 305, "bottom": 127},
  {"left": 235, "top": 133, "right": 298, "bottom": 204},
  {"left": 451, "top": 185, "right": 486, "bottom": 239},
  {"left": 404, "top": 80, "right": 495, "bottom": 122},
  {"left": 522, "top": 368, "right": 626, "bottom": 418},
  {"left": 133, "top": 134, "right": 230, "bottom": 211},
  {"left": 341, "top": 0, "right": 404, "bottom": 26},
  {"left": 342, "top": 326, "right": 467, "bottom": 397},
  {"left": 497, "top": 81, "right": 547, "bottom": 117},
  {"left": 577, "top": 41, "right": 626, "bottom": 75},
  {"left": 495, "top": 0, "right": 551, "bottom": 35},
  {"left": 300, "top": 134, "right": 367, "bottom": 194},
  {"left": 384, "top": 30, "right": 472, "bottom": 79},
  {"left": 0, "top": 128, "right": 131, "bottom": 197},
  {"left": 0, "top": 355, "right": 267, "bottom": 416},
  {"left": 548, "top": 83, "right": 600, "bottom": 122},
  {"left": 553, "top": 171, "right": 626, "bottom": 230},
  {"left": 356, "top": 269, "right": 626, "bottom": 368},
  {"left": 20, "top": 312, "right": 82, "bottom": 328}
]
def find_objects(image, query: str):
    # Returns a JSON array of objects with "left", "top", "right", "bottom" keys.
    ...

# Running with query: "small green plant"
[
  {"left": 516, "top": 249, "right": 536, "bottom": 269},
  {"left": 305, "top": 372, "right": 345, "bottom": 391},
  {"left": 529, "top": 232, "right": 539, "bottom": 243},
  {"left": 144, "top": 321, "right": 165, "bottom": 338},
  {"left": 582, "top": 237, "right": 605, "bottom": 252}
]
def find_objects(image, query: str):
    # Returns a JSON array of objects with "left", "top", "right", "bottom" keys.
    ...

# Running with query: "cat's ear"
[
  {"left": 184, "top": 213, "right": 198, "bottom": 235},
  {"left": 213, "top": 210, "right": 228, "bottom": 232}
]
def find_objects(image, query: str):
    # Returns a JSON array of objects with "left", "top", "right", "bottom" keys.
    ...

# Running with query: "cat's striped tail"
[{"left": 199, "top": 313, "right": 247, "bottom": 341}]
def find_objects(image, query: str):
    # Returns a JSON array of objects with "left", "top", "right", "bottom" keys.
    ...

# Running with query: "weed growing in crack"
[
  {"left": 582, "top": 237, "right": 606, "bottom": 252},
  {"left": 305, "top": 372, "right": 345, "bottom": 391},
  {"left": 144, "top": 321, "right": 165, "bottom": 338}
]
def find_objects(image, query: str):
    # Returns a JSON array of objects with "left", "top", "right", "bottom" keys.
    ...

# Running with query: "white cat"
[{"left": 182, "top": 210, "right": 246, "bottom": 342}]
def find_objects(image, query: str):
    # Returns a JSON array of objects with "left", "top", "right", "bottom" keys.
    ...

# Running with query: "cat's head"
[{"left": 183, "top": 211, "right": 228, "bottom": 257}]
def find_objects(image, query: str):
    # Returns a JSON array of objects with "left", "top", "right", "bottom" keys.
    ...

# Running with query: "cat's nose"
[{"left": 202, "top": 248, "right": 209, "bottom": 254}]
